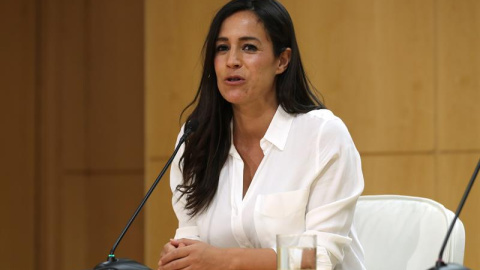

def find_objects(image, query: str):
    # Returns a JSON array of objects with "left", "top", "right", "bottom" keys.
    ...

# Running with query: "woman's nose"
[{"left": 226, "top": 50, "right": 241, "bottom": 68}]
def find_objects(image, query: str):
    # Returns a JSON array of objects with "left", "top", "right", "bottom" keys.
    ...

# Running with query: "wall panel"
[
  {"left": 0, "top": 0, "right": 37, "bottom": 269},
  {"left": 437, "top": 0, "right": 480, "bottom": 151},
  {"left": 37, "top": 0, "right": 64, "bottom": 267},
  {"left": 59, "top": 0, "right": 88, "bottom": 171},
  {"left": 285, "top": 0, "right": 435, "bottom": 154},
  {"left": 1, "top": 0, "right": 145, "bottom": 269},
  {"left": 362, "top": 155, "right": 435, "bottom": 197},
  {"left": 88, "top": 0, "right": 145, "bottom": 171},
  {"left": 37, "top": 0, "right": 146, "bottom": 269}
]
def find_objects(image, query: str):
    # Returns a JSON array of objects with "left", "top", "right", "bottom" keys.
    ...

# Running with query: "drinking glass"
[{"left": 276, "top": 234, "right": 317, "bottom": 270}]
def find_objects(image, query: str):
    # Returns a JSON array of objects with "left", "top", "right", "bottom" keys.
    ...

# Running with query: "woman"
[{"left": 158, "top": 0, "right": 365, "bottom": 269}]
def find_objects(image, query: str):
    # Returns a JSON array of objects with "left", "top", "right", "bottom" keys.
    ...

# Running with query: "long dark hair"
[{"left": 177, "top": 0, "right": 325, "bottom": 217}]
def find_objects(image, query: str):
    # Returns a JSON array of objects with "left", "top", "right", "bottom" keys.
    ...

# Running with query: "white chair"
[{"left": 354, "top": 195, "right": 465, "bottom": 270}]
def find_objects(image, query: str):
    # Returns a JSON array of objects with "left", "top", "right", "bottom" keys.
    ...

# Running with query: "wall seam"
[
  {"left": 34, "top": 0, "right": 43, "bottom": 268},
  {"left": 433, "top": 0, "right": 440, "bottom": 201}
]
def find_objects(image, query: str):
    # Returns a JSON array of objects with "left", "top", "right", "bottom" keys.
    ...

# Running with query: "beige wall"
[
  {"left": 0, "top": 0, "right": 36, "bottom": 269},
  {"left": 2, "top": 0, "right": 479, "bottom": 269},
  {"left": 145, "top": 0, "right": 480, "bottom": 269},
  {"left": 1, "top": 0, "right": 145, "bottom": 270}
]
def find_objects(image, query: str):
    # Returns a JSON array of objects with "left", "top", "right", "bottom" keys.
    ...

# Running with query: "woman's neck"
[{"left": 232, "top": 102, "right": 278, "bottom": 144}]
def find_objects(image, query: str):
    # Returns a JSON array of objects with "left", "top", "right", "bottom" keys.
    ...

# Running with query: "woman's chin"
[{"left": 221, "top": 93, "right": 248, "bottom": 105}]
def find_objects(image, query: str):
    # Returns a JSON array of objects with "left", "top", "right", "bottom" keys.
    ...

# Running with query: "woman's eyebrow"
[
  {"left": 216, "top": 36, "right": 260, "bottom": 42},
  {"left": 239, "top": 36, "right": 260, "bottom": 42}
]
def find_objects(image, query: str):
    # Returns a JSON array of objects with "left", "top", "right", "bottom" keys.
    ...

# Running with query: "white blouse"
[{"left": 170, "top": 106, "right": 366, "bottom": 270}]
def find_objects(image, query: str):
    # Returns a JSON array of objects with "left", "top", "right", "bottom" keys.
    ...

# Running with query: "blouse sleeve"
[
  {"left": 305, "top": 117, "right": 364, "bottom": 268},
  {"left": 170, "top": 127, "right": 201, "bottom": 240}
]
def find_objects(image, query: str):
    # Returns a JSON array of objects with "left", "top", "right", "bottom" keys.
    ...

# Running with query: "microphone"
[
  {"left": 428, "top": 158, "right": 480, "bottom": 270},
  {"left": 92, "top": 120, "right": 199, "bottom": 270}
]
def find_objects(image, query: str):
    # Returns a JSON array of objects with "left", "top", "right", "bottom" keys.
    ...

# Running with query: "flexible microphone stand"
[
  {"left": 92, "top": 120, "right": 199, "bottom": 270},
  {"left": 428, "top": 158, "right": 480, "bottom": 270}
]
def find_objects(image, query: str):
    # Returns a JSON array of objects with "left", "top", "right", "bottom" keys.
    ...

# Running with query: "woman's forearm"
[{"left": 225, "top": 247, "right": 277, "bottom": 270}]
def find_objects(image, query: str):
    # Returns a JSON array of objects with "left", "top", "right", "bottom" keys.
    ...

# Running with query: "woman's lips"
[{"left": 224, "top": 76, "right": 245, "bottom": 85}]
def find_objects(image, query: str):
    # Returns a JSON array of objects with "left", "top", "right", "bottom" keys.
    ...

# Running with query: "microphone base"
[
  {"left": 428, "top": 263, "right": 470, "bottom": 270},
  {"left": 93, "top": 258, "right": 151, "bottom": 270}
]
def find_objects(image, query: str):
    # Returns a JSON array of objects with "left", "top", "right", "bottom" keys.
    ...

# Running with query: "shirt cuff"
[{"left": 174, "top": 226, "right": 201, "bottom": 240}]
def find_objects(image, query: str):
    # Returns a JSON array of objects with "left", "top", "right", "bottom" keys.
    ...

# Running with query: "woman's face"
[{"left": 214, "top": 11, "right": 289, "bottom": 109}]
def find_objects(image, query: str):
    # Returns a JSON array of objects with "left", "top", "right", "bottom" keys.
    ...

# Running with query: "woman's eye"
[
  {"left": 216, "top": 44, "right": 229, "bottom": 52},
  {"left": 243, "top": 44, "right": 258, "bottom": 52}
]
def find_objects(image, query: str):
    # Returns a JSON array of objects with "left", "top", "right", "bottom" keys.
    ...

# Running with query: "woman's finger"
[
  {"left": 161, "top": 244, "right": 191, "bottom": 266},
  {"left": 171, "top": 238, "right": 199, "bottom": 246},
  {"left": 159, "top": 242, "right": 177, "bottom": 266},
  {"left": 161, "top": 256, "right": 191, "bottom": 270}
]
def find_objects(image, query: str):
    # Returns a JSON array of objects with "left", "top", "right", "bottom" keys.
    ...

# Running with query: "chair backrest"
[{"left": 354, "top": 195, "right": 465, "bottom": 270}]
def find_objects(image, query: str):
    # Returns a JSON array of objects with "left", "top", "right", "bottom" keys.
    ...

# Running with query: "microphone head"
[{"left": 185, "top": 119, "right": 199, "bottom": 133}]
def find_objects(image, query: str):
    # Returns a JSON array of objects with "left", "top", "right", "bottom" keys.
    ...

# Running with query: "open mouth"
[{"left": 226, "top": 76, "right": 244, "bottom": 82}]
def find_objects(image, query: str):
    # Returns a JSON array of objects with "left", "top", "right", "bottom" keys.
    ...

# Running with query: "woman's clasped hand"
[{"left": 158, "top": 239, "right": 228, "bottom": 270}]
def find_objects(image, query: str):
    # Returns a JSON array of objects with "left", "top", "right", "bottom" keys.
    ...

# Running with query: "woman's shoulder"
[
  {"left": 294, "top": 109, "right": 353, "bottom": 141},
  {"left": 305, "top": 108, "right": 337, "bottom": 120},
  {"left": 296, "top": 109, "right": 344, "bottom": 128}
]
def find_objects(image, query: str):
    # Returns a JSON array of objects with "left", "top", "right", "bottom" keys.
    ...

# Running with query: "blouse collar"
[
  {"left": 261, "top": 105, "right": 294, "bottom": 151},
  {"left": 229, "top": 105, "right": 294, "bottom": 157}
]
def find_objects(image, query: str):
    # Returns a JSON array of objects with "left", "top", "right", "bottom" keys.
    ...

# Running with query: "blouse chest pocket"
[{"left": 254, "top": 188, "right": 309, "bottom": 249}]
